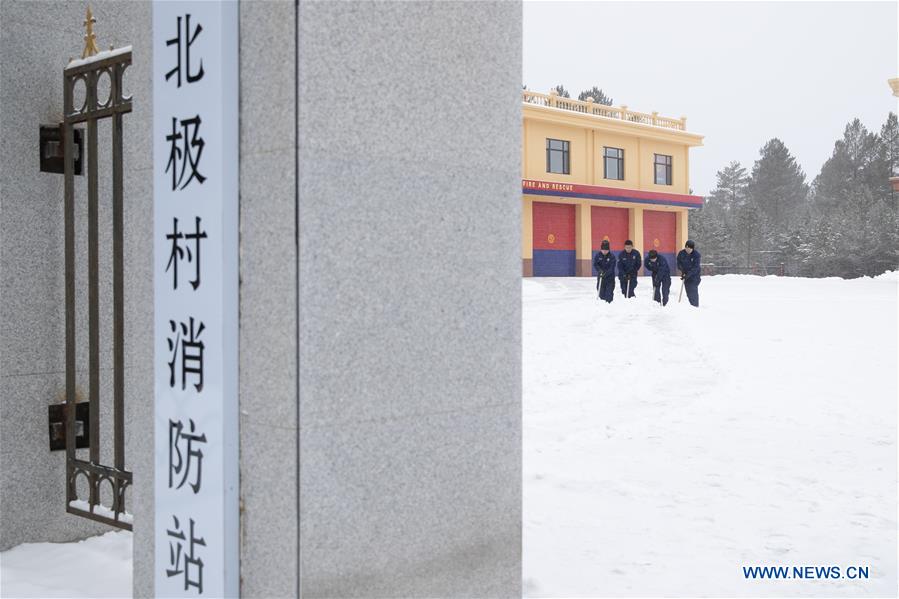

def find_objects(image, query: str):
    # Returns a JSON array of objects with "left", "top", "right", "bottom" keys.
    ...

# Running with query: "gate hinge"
[
  {"left": 39, "top": 124, "right": 83, "bottom": 175},
  {"left": 48, "top": 401, "right": 90, "bottom": 451}
]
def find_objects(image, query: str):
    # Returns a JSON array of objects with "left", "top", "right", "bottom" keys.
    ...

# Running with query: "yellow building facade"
[{"left": 522, "top": 90, "right": 704, "bottom": 276}]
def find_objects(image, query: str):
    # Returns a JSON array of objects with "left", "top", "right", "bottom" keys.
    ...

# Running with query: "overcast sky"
[{"left": 523, "top": 1, "right": 898, "bottom": 196}]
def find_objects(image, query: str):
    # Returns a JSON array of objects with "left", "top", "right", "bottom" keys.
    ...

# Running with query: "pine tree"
[
  {"left": 806, "top": 117, "right": 899, "bottom": 277},
  {"left": 748, "top": 139, "right": 809, "bottom": 229},
  {"left": 698, "top": 162, "right": 748, "bottom": 265},
  {"left": 734, "top": 201, "right": 764, "bottom": 268},
  {"left": 552, "top": 85, "right": 570, "bottom": 98},
  {"left": 691, "top": 118, "right": 897, "bottom": 278},
  {"left": 690, "top": 200, "right": 731, "bottom": 265},
  {"left": 577, "top": 86, "right": 613, "bottom": 105},
  {"left": 707, "top": 161, "right": 749, "bottom": 213},
  {"left": 879, "top": 112, "right": 898, "bottom": 207},
  {"left": 882, "top": 112, "right": 899, "bottom": 176},
  {"left": 813, "top": 119, "right": 879, "bottom": 216}
]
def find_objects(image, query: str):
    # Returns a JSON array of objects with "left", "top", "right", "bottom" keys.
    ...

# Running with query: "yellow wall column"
[
  {"left": 522, "top": 119, "right": 529, "bottom": 179},
  {"left": 586, "top": 129, "right": 595, "bottom": 184},
  {"left": 676, "top": 209, "right": 688, "bottom": 253},
  {"left": 522, "top": 197, "right": 533, "bottom": 276},
  {"left": 636, "top": 138, "right": 642, "bottom": 185},
  {"left": 683, "top": 150, "right": 690, "bottom": 192},
  {"left": 630, "top": 206, "right": 644, "bottom": 274},
  {"left": 575, "top": 201, "right": 592, "bottom": 276},
  {"left": 629, "top": 206, "right": 644, "bottom": 249}
]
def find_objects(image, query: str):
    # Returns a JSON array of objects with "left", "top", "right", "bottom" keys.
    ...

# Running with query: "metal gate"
[{"left": 63, "top": 38, "right": 133, "bottom": 530}]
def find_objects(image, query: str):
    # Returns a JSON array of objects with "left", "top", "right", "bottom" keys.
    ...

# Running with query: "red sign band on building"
[{"left": 523, "top": 179, "right": 703, "bottom": 208}]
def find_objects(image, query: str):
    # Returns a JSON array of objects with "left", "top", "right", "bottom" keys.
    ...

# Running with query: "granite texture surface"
[
  {"left": 0, "top": 6, "right": 154, "bottom": 598},
  {"left": 297, "top": 1, "right": 522, "bottom": 596},
  {"left": 238, "top": 1, "right": 298, "bottom": 597},
  {"left": 2, "top": 2, "right": 522, "bottom": 597}
]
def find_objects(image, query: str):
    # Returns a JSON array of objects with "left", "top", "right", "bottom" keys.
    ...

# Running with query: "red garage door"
[
  {"left": 643, "top": 210, "right": 676, "bottom": 274},
  {"left": 533, "top": 202, "right": 575, "bottom": 276},
  {"left": 591, "top": 206, "right": 628, "bottom": 276}
]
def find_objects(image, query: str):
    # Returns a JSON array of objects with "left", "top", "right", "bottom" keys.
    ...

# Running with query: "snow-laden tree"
[
  {"left": 577, "top": 86, "right": 613, "bottom": 105},
  {"left": 552, "top": 84, "right": 570, "bottom": 98},
  {"left": 877, "top": 112, "right": 898, "bottom": 208},
  {"left": 695, "top": 114, "right": 897, "bottom": 278},
  {"left": 690, "top": 198, "right": 731, "bottom": 265},
  {"left": 735, "top": 201, "right": 765, "bottom": 268},
  {"left": 707, "top": 161, "right": 749, "bottom": 213},
  {"left": 692, "top": 161, "right": 751, "bottom": 265},
  {"left": 813, "top": 119, "right": 880, "bottom": 216},
  {"left": 747, "top": 138, "right": 809, "bottom": 231}
]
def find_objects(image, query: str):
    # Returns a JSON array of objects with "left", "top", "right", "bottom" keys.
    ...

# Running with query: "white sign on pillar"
[{"left": 153, "top": 2, "right": 238, "bottom": 597}]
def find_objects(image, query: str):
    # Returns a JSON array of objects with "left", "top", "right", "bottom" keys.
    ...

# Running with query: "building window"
[
  {"left": 546, "top": 139, "right": 570, "bottom": 174},
  {"left": 654, "top": 154, "right": 672, "bottom": 185},
  {"left": 603, "top": 147, "right": 624, "bottom": 180}
]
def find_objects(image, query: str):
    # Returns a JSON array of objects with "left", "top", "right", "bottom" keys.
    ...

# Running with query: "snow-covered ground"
[
  {"left": 2, "top": 275, "right": 895, "bottom": 597},
  {"left": 523, "top": 273, "right": 898, "bottom": 597},
  {"left": 0, "top": 531, "right": 131, "bottom": 598}
]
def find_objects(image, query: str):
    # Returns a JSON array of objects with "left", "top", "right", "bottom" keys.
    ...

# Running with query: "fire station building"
[{"left": 522, "top": 90, "right": 704, "bottom": 277}]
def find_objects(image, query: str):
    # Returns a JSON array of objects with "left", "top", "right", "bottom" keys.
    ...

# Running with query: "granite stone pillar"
[{"left": 296, "top": 1, "right": 522, "bottom": 596}]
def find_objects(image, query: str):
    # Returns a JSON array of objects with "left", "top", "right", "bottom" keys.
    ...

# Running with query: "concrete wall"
[
  {"left": 134, "top": 2, "right": 302, "bottom": 596},
  {"left": 297, "top": 1, "right": 522, "bottom": 596},
  {"left": 2, "top": 1, "right": 522, "bottom": 597},
  {"left": 0, "top": 4, "right": 301, "bottom": 597},
  {"left": 0, "top": 0, "right": 154, "bottom": 558},
  {"left": 237, "top": 1, "right": 298, "bottom": 597}
]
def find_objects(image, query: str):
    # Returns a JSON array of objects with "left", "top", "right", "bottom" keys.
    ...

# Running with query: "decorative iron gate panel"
[{"left": 63, "top": 44, "right": 133, "bottom": 530}]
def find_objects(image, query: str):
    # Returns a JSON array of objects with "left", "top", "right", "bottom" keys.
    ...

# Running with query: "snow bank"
[
  {"left": 0, "top": 531, "right": 131, "bottom": 598},
  {"left": 524, "top": 275, "right": 897, "bottom": 597}
]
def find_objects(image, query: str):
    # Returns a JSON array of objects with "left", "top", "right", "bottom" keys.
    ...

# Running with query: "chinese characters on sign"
[
  {"left": 165, "top": 14, "right": 205, "bottom": 87},
  {"left": 169, "top": 418, "right": 206, "bottom": 493},
  {"left": 168, "top": 317, "right": 205, "bottom": 392},
  {"left": 165, "top": 217, "right": 207, "bottom": 290},
  {"left": 166, "top": 115, "right": 206, "bottom": 190},
  {"left": 166, "top": 516, "right": 206, "bottom": 592},
  {"left": 154, "top": 3, "right": 238, "bottom": 597}
]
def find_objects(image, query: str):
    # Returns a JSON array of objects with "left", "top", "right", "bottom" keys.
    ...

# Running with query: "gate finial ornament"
[{"left": 81, "top": 6, "right": 100, "bottom": 59}]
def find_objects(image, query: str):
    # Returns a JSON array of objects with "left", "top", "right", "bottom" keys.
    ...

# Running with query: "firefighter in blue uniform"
[
  {"left": 644, "top": 249, "right": 671, "bottom": 306},
  {"left": 617, "top": 239, "right": 641, "bottom": 298},
  {"left": 593, "top": 239, "right": 616, "bottom": 303},
  {"left": 676, "top": 239, "right": 701, "bottom": 307}
]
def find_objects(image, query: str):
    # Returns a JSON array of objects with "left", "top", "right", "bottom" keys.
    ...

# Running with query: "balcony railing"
[{"left": 523, "top": 89, "right": 687, "bottom": 132}]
